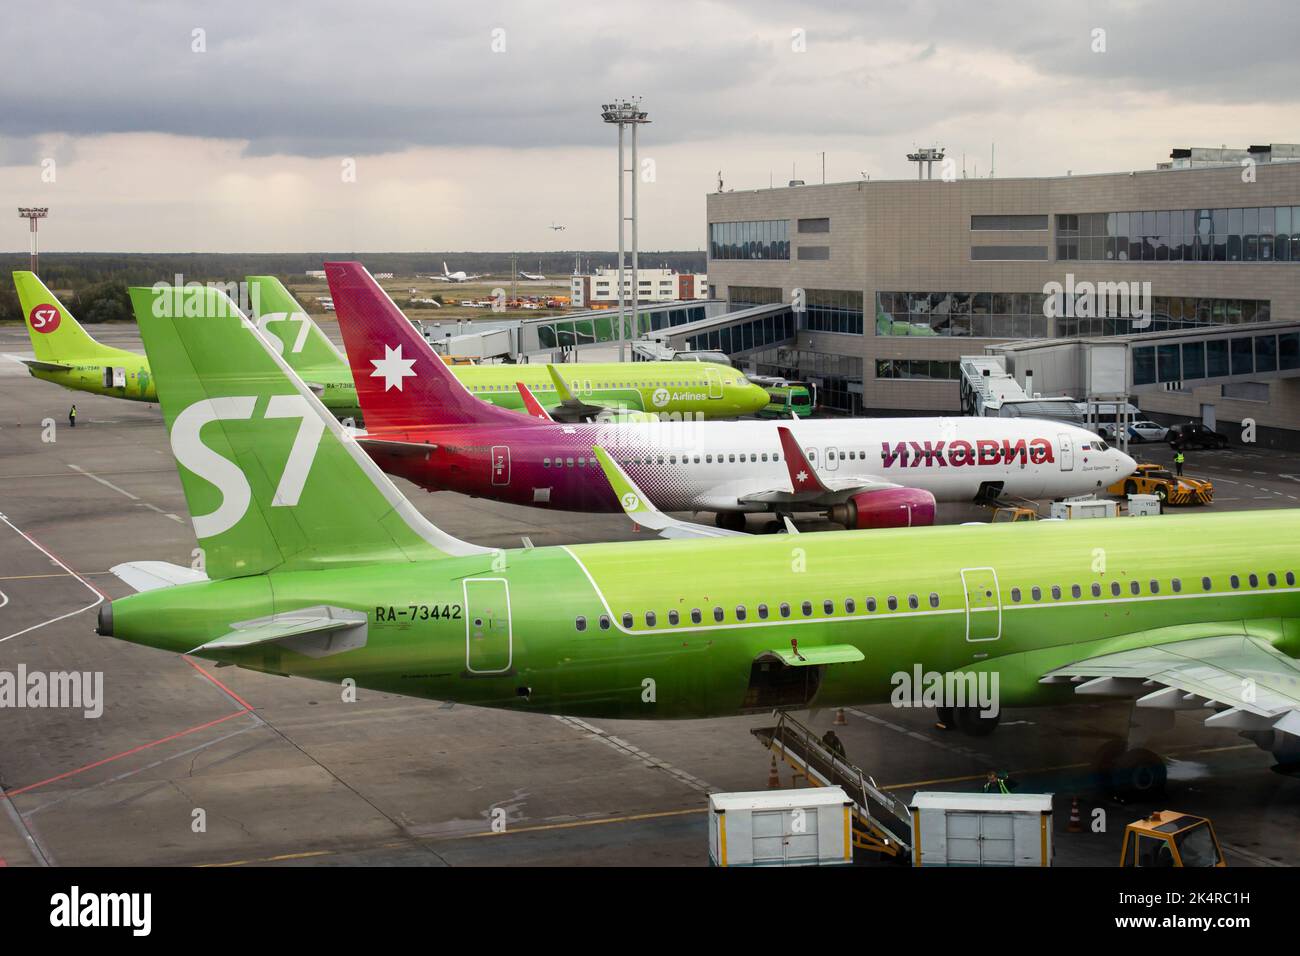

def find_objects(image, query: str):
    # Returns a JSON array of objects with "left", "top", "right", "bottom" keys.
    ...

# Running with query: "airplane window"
[
  {"left": 691, "top": 608, "right": 702, "bottom": 624},
  {"left": 1230, "top": 575, "right": 1240, "bottom": 589},
  {"left": 599, "top": 615, "right": 611, "bottom": 630},
  {"left": 774, "top": 454, "right": 781, "bottom": 462},
  {"left": 575, "top": 616, "right": 587, "bottom": 632},
  {"left": 1172, "top": 578, "right": 1182, "bottom": 592},
  {"left": 929, "top": 593, "right": 939, "bottom": 608},
  {"left": 657, "top": 456, "right": 665, "bottom": 465},
  {"left": 1130, "top": 581, "right": 1140, "bottom": 595},
  {"left": 1051, "top": 586, "right": 1062, "bottom": 600},
  {"left": 908, "top": 594, "right": 919, "bottom": 610},
  {"left": 848, "top": 451, "right": 855, "bottom": 461},
  {"left": 866, "top": 597, "right": 877, "bottom": 612},
  {"left": 1091, "top": 583, "right": 1102, "bottom": 597},
  {"left": 736, "top": 606, "right": 747, "bottom": 621},
  {"left": 1070, "top": 585, "right": 1081, "bottom": 599},
  {"left": 706, "top": 455, "right": 713, "bottom": 463},
  {"left": 645, "top": 611, "right": 656, "bottom": 626},
  {"left": 1031, "top": 587, "right": 1042, "bottom": 602},
  {"left": 1010, "top": 587, "right": 1021, "bottom": 603},
  {"left": 1150, "top": 580, "right": 1160, "bottom": 594},
  {"left": 801, "top": 601, "right": 813, "bottom": 616},
  {"left": 823, "top": 600, "right": 834, "bottom": 615},
  {"left": 1202, "top": 576, "right": 1212, "bottom": 590},
  {"left": 1267, "top": 573, "right": 1277, "bottom": 586},
  {"left": 845, "top": 598, "right": 856, "bottom": 613},
  {"left": 694, "top": 456, "right": 701, "bottom": 464},
  {"left": 1249, "top": 573, "right": 1259, "bottom": 588},
  {"left": 761, "top": 453, "right": 769, "bottom": 462},
  {"left": 713, "top": 607, "right": 724, "bottom": 622},
  {"left": 578, "top": 458, "right": 586, "bottom": 467},
  {"left": 1111, "top": 582, "right": 1121, "bottom": 597},
  {"left": 622, "top": 612, "right": 633, "bottom": 628},
  {"left": 758, "top": 604, "right": 769, "bottom": 619},
  {"left": 729, "top": 454, "right": 736, "bottom": 463},
  {"left": 780, "top": 603, "right": 791, "bottom": 618},
  {"left": 566, "top": 457, "right": 574, "bottom": 468},
  {"left": 543, "top": 458, "right": 551, "bottom": 468},
  {"left": 887, "top": 595, "right": 899, "bottom": 611},
  {"left": 670, "top": 456, "right": 677, "bottom": 465},
  {"left": 668, "top": 610, "right": 680, "bottom": 625},
  {"left": 1288, "top": 572, "right": 1296, "bottom": 586}
]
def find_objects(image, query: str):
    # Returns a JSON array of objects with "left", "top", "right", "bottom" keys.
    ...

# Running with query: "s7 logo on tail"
[{"left": 171, "top": 394, "right": 325, "bottom": 537}]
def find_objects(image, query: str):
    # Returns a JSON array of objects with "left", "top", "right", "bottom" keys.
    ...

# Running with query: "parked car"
[
  {"left": 1098, "top": 420, "right": 1170, "bottom": 444},
  {"left": 1167, "top": 422, "right": 1229, "bottom": 450},
  {"left": 1108, "top": 464, "right": 1214, "bottom": 506}
]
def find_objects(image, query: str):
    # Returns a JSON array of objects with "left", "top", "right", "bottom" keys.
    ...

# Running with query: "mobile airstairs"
[{"left": 752, "top": 710, "right": 913, "bottom": 859}]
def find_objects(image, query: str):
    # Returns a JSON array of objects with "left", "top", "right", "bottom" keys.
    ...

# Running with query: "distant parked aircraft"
[{"left": 430, "top": 262, "right": 486, "bottom": 283}]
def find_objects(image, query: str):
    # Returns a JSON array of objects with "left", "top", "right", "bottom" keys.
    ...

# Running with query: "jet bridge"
[{"left": 752, "top": 710, "right": 913, "bottom": 858}]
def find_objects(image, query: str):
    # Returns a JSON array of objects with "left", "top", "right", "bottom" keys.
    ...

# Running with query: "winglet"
[
  {"left": 516, "top": 381, "right": 554, "bottom": 421},
  {"left": 776, "top": 426, "right": 831, "bottom": 494},
  {"left": 545, "top": 364, "right": 576, "bottom": 403},
  {"left": 592, "top": 446, "right": 747, "bottom": 538}
]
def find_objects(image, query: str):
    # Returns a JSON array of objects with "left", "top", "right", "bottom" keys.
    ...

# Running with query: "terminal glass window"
[
  {"left": 805, "top": 289, "right": 864, "bottom": 335},
  {"left": 709, "top": 220, "right": 790, "bottom": 260},
  {"left": 1058, "top": 206, "right": 1300, "bottom": 264}
]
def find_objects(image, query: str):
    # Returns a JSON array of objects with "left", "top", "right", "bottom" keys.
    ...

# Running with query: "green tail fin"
[
  {"left": 244, "top": 276, "right": 349, "bottom": 376},
  {"left": 129, "top": 285, "right": 488, "bottom": 579},
  {"left": 14, "top": 271, "right": 116, "bottom": 363}
]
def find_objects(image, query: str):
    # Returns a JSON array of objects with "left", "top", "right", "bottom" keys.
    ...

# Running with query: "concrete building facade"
[{"left": 704, "top": 157, "right": 1300, "bottom": 439}]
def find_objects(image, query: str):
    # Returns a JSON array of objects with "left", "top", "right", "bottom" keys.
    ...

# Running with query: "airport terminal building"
[{"left": 702, "top": 147, "right": 1300, "bottom": 444}]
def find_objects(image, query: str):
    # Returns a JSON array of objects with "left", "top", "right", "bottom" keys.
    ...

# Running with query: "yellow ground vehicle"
[
  {"left": 1120, "top": 811, "right": 1226, "bottom": 867},
  {"left": 1108, "top": 463, "right": 1213, "bottom": 505},
  {"left": 991, "top": 506, "right": 1039, "bottom": 523}
]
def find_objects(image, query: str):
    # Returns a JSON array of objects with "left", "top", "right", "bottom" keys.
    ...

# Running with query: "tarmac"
[{"left": 2, "top": 322, "right": 1298, "bottom": 867}]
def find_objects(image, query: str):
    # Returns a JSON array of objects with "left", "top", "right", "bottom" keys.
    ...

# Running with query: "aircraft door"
[
  {"left": 103, "top": 367, "right": 126, "bottom": 388},
  {"left": 491, "top": 445, "right": 511, "bottom": 486},
  {"left": 1058, "top": 433, "right": 1074, "bottom": 471},
  {"left": 464, "top": 578, "right": 512, "bottom": 674},
  {"left": 706, "top": 366, "right": 724, "bottom": 399},
  {"left": 960, "top": 566, "right": 1001, "bottom": 642},
  {"left": 824, "top": 446, "right": 840, "bottom": 471}
]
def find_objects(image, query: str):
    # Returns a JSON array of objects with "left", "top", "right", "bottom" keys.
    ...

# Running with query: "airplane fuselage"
[
  {"left": 109, "top": 510, "right": 1300, "bottom": 719},
  {"left": 363, "top": 417, "right": 1134, "bottom": 514},
  {"left": 27, "top": 358, "right": 157, "bottom": 402}
]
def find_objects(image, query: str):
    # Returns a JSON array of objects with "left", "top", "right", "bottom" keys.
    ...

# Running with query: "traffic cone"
[
  {"left": 1067, "top": 797, "right": 1082, "bottom": 833},
  {"left": 767, "top": 754, "right": 780, "bottom": 789},
  {"left": 833, "top": 708, "right": 847, "bottom": 726}
]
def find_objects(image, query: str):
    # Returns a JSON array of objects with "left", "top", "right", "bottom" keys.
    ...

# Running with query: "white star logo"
[
  {"left": 795, "top": 470, "right": 809, "bottom": 484},
  {"left": 369, "top": 344, "right": 417, "bottom": 391}
]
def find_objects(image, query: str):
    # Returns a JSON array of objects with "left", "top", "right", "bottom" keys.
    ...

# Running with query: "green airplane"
[
  {"left": 102, "top": 283, "right": 1300, "bottom": 794},
  {"left": 13, "top": 271, "right": 157, "bottom": 401},
  {"left": 245, "top": 275, "right": 769, "bottom": 423},
  {"left": 12, "top": 271, "right": 768, "bottom": 423}
]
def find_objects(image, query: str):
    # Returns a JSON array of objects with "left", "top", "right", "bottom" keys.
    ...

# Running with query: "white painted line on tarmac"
[
  {"left": 552, "top": 714, "right": 717, "bottom": 793},
  {"left": 68, "top": 463, "right": 139, "bottom": 500},
  {"left": 0, "top": 512, "right": 105, "bottom": 646}
]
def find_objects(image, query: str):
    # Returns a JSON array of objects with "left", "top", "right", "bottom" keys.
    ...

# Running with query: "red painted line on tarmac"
[
  {"left": 184, "top": 656, "right": 255, "bottom": 712},
  {"left": 3, "top": 708, "right": 250, "bottom": 799}
]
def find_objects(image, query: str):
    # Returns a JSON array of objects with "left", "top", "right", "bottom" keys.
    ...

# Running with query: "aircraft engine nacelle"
[{"left": 827, "top": 488, "right": 936, "bottom": 530}]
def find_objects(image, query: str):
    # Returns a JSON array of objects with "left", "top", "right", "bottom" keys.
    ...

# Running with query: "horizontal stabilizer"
[
  {"left": 358, "top": 437, "right": 439, "bottom": 458},
  {"left": 110, "top": 561, "right": 209, "bottom": 593},
  {"left": 21, "top": 358, "right": 73, "bottom": 373},
  {"left": 193, "top": 605, "right": 368, "bottom": 658}
]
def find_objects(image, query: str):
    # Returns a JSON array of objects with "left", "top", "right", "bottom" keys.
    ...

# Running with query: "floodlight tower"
[
  {"left": 18, "top": 207, "right": 49, "bottom": 275},
  {"left": 906, "top": 147, "right": 946, "bottom": 180},
  {"left": 601, "top": 98, "right": 650, "bottom": 362}
]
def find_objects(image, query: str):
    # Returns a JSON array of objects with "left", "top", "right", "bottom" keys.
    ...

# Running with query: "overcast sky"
[{"left": 1, "top": 0, "right": 1295, "bottom": 253}]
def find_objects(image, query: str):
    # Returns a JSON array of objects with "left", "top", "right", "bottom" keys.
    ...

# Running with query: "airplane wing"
[
  {"left": 357, "top": 437, "right": 438, "bottom": 459},
  {"left": 592, "top": 446, "right": 750, "bottom": 539},
  {"left": 191, "top": 605, "right": 368, "bottom": 659},
  {"left": 737, "top": 425, "right": 899, "bottom": 506},
  {"left": 515, "top": 381, "right": 555, "bottom": 421},
  {"left": 543, "top": 365, "right": 615, "bottom": 422},
  {"left": 1041, "top": 633, "right": 1300, "bottom": 743}
]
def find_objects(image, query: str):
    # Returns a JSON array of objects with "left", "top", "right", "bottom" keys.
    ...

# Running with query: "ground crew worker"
[
  {"left": 821, "top": 729, "right": 847, "bottom": 760},
  {"left": 983, "top": 771, "right": 1011, "bottom": 795},
  {"left": 1174, "top": 450, "right": 1185, "bottom": 476},
  {"left": 68, "top": 404, "right": 77, "bottom": 428}
]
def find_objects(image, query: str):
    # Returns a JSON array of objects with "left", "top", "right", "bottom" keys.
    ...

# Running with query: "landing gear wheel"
[
  {"left": 1156, "top": 486, "right": 1168, "bottom": 503},
  {"left": 1112, "top": 747, "right": 1167, "bottom": 799},
  {"left": 715, "top": 511, "right": 747, "bottom": 532},
  {"left": 935, "top": 707, "right": 955, "bottom": 731},
  {"left": 953, "top": 706, "right": 1000, "bottom": 737}
]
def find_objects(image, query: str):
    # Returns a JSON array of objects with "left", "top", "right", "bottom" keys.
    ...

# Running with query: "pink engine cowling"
[{"left": 826, "top": 487, "right": 937, "bottom": 529}]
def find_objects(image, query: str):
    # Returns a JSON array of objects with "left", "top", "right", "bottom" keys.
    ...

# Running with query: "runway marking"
[
  {"left": 68, "top": 463, "right": 138, "bottom": 500},
  {"left": 196, "top": 807, "right": 707, "bottom": 867},
  {"left": 552, "top": 715, "right": 717, "bottom": 793},
  {"left": 0, "top": 512, "right": 105, "bottom": 645},
  {"left": 0, "top": 571, "right": 113, "bottom": 582}
]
